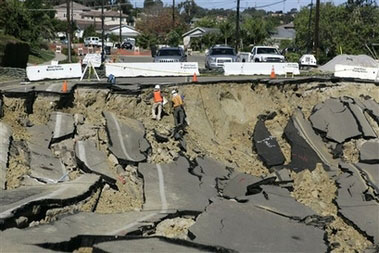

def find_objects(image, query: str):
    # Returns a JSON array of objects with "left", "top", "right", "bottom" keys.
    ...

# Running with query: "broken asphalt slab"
[
  {"left": 103, "top": 111, "right": 150, "bottom": 163},
  {"left": 192, "top": 156, "right": 230, "bottom": 187},
  {"left": 358, "top": 96, "right": 379, "bottom": 123},
  {"left": 359, "top": 140, "right": 379, "bottom": 163},
  {"left": 336, "top": 163, "right": 379, "bottom": 244},
  {"left": 188, "top": 199, "right": 327, "bottom": 252},
  {"left": 354, "top": 162, "right": 379, "bottom": 196},
  {"left": 0, "top": 122, "right": 12, "bottom": 189},
  {"left": 344, "top": 99, "right": 377, "bottom": 139},
  {"left": 138, "top": 156, "right": 215, "bottom": 213},
  {"left": 75, "top": 140, "right": 117, "bottom": 185},
  {"left": 93, "top": 237, "right": 227, "bottom": 253},
  {"left": 48, "top": 112, "right": 75, "bottom": 143},
  {"left": 309, "top": 98, "right": 361, "bottom": 143},
  {"left": 0, "top": 174, "right": 101, "bottom": 230},
  {"left": 253, "top": 119, "right": 285, "bottom": 168},
  {"left": 0, "top": 211, "right": 165, "bottom": 252}
]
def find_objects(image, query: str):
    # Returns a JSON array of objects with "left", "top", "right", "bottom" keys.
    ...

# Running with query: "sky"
[{"left": 131, "top": 0, "right": 348, "bottom": 12}]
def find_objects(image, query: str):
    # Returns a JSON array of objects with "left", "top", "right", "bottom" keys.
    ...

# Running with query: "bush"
[
  {"left": 285, "top": 52, "right": 301, "bottom": 63},
  {"left": 1, "top": 40, "right": 30, "bottom": 68}
]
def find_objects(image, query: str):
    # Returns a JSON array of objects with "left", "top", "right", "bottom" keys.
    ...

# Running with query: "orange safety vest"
[
  {"left": 172, "top": 94, "right": 183, "bottom": 108},
  {"left": 153, "top": 90, "right": 163, "bottom": 103}
]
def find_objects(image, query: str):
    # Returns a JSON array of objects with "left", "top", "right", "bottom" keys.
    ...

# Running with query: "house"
[
  {"left": 81, "top": 10, "right": 129, "bottom": 27},
  {"left": 270, "top": 22, "right": 296, "bottom": 42},
  {"left": 182, "top": 27, "right": 220, "bottom": 48},
  {"left": 54, "top": 2, "right": 91, "bottom": 22},
  {"left": 108, "top": 25, "right": 140, "bottom": 41}
]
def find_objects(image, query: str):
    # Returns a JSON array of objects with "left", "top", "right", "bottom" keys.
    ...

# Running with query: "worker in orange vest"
[
  {"left": 152, "top": 85, "right": 163, "bottom": 120},
  {"left": 171, "top": 89, "right": 185, "bottom": 128}
]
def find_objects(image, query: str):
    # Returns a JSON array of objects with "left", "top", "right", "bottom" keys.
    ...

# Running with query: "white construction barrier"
[
  {"left": 82, "top": 53, "right": 101, "bottom": 68},
  {"left": 335, "top": 64, "right": 379, "bottom": 81},
  {"left": 26, "top": 63, "right": 82, "bottom": 81},
  {"left": 223, "top": 62, "right": 300, "bottom": 76},
  {"left": 105, "top": 62, "right": 200, "bottom": 77}
]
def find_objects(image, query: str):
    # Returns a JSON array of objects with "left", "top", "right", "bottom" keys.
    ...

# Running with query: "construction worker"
[
  {"left": 171, "top": 89, "right": 185, "bottom": 128},
  {"left": 152, "top": 85, "right": 163, "bottom": 120}
]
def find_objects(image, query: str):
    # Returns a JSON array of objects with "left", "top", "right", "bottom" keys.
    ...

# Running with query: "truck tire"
[{"left": 254, "top": 58, "right": 260, "bottom": 62}]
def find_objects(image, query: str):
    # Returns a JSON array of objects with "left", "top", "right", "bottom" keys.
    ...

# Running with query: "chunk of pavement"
[
  {"left": 0, "top": 122, "right": 12, "bottom": 189},
  {"left": 284, "top": 116, "right": 323, "bottom": 172},
  {"left": 285, "top": 109, "right": 338, "bottom": 172},
  {"left": 359, "top": 140, "right": 379, "bottom": 164},
  {"left": 188, "top": 199, "right": 327, "bottom": 252},
  {"left": 138, "top": 156, "right": 214, "bottom": 212},
  {"left": 0, "top": 174, "right": 101, "bottom": 230},
  {"left": 93, "top": 237, "right": 220, "bottom": 253},
  {"left": 359, "top": 96, "right": 379, "bottom": 123},
  {"left": 154, "top": 129, "right": 170, "bottom": 143},
  {"left": 27, "top": 125, "right": 52, "bottom": 149},
  {"left": 309, "top": 98, "right": 361, "bottom": 143},
  {"left": 355, "top": 162, "right": 379, "bottom": 196},
  {"left": 221, "top": 173, "right": 264, "bottom": 199},
  {"left": 346, "top": 101, "right": 376, "bottom": 139},
  {"left": 193, "top": 156, "right": 230, "bottom": 185},
  {"left": 103, "top": 111, "right": 150, "bottom": 163},
  {"left": 253, "top": 119, "right": 285, "bottom": 167},
  {"left": 336, "top": 163, "right": 379, "bottom": 244},
  {"left": 0, "top": 211, "right": 165, "bottom": 252},
  {"left": 75, "top": 140, "right": 116, "bottom": 185},
  {"left": 28, "top": 141, "right": 68, "bottom": 184},
  {"left": 245, "top": 185, "right": 316, "bottom": 219},
  {"left": 267, "top": 168, "right": 293, "bottom": 183},
  {"left": 48, "top": 112, "right": 75, "bottom": 143}
]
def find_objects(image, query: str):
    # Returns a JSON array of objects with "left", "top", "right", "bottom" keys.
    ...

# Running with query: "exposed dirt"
[{"left": 1, "top": 81, "right": 378, "bottom": 251}]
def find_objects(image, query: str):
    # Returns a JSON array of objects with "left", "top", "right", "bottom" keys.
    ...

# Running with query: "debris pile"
[{"left": 319, "top": 54, "right": 378, "bottom": 72}]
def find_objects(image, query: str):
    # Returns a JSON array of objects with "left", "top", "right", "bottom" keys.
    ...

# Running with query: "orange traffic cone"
[
  {"left": 270, "top": 65, "right": 276, "bottom": 79},
  {"left": 61, "top": 80, "right": 68, "bottom": 93},
  {"left": 192, "top": 72, "right": 198, "bottom": 82}
]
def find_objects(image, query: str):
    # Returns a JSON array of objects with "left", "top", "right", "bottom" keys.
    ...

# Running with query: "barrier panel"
[
  {"left": 26, "top": 63, "right": 82, "bottom": 81},
  {"left": 334, "top": 64, "right": 379, "bottom": 81},
  {"left": 223, "top": 62, "right": 300, "bottom": 76},
  {"left": 105, "top": 62, "right": 200, "bottom": 77}
]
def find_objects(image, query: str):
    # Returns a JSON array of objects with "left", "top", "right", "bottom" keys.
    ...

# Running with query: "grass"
[{"left": 28, "top": 49, "right": 55, "bottom": 65}]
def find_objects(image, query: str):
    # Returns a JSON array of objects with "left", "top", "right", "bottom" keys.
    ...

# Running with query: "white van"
[{"left": 84, "top": 37, "right": 100, "bottom": 47}]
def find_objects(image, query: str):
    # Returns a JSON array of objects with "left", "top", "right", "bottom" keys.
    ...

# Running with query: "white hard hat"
[
  {"left": 154, "top": 85, "right": 160, "bottom": 89},
  {"left": 171, "top": 89, "right": 177, "bottom": 95}
]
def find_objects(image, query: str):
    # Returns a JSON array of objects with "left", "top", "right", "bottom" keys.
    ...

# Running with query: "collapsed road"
[{"left": 0, "top": 78, "right": 378, "bottom": 252}]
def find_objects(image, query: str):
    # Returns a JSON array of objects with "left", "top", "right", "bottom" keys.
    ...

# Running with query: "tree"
[
  {"left": 114, "top": 0, "right": 133, "bottom": 15},
  {"left": 294, "top": 2, "right": 379, "bottom": 63},
  {"left": 218, "top": 19, "right": 234, "bottom": 45},
  {"left": 241, "top": 17, "right": 271, "bottom": 48},
  {"left": 143, "top": 0, "right": 163, "bottom": 10}
]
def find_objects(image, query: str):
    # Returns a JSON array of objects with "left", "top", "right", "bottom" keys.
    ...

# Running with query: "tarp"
[
  {"left": 105, "top": 62, "right": 200, "bottom": 77},
  {"left": 26, "top": 63, "right": 82, "bottom": 81},
  {"left": 334, "top": 64, "right": 379, "bottom": 81},
  {"left": 223, "top": 62, "right": 300, "bottom": 76}
]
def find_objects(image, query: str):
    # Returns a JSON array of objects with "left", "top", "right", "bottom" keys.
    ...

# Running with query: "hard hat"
[
  {"left": 171, "top": 89, "right": 177, "bottom": 95},
  {"left": 154, "top": 85, "right": 160, "bottom": 89}
]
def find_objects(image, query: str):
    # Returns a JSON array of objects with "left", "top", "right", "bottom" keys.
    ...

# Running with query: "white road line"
[
  {"left": 46, "top": 83, "right": 61, "bottom": 92},
  {"left": 110, "top": 113, "right": 133, "bottom": 161},
  {"left": 53, "top": 113, "right": 62, "bottom": 139},
  {"left": 77, "top": 141, "right": 88, "bottom": 165},
  {"left": 156, "top": 164, "right": 168, "bottom": 212},
  {"left": 111, "top": 163, "right": 169, "bottom": 235}
]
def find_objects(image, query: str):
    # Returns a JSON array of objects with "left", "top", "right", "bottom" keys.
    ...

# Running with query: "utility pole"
[
  {"left": 66, "top": 0, "right": 72, "bottom": 63},
  {"left": 172, "top": 0, "right": 175, "bottom": 27},
  {"left": 313, "top": 0, "right": 320, "bottom": 59},
  {"left": 235, "top": 0, "right": 240, "bottom": 52},
  {"left": 119, "top": 2, "right": 122, "bottom": 44},
  {"left": 307, "top": 0, "right": 313, "bottom": 53},
  {"left": 101, "top": 0, "right": 105, "bottom": 63}
]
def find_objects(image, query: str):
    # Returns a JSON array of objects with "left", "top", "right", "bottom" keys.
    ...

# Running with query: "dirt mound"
[{"left": 319, "top": 54, "right": 378, "bottom": 72}]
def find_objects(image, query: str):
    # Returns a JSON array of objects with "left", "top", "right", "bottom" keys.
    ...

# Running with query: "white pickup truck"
[{"left": 250, "top": 46, "right": 285, "bottom": 63}]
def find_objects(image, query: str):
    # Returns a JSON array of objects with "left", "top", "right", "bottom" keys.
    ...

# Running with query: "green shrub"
[{"left": 1, "top": 41, "right": 30, "bottom": 68}]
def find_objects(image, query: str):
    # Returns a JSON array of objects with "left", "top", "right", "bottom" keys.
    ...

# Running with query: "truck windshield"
[
  {"left": 257, "top": 48, "right": 279, "bottom": 54},
  {"left": 210, "top": 48, "right": 235, "bottom": 55},
  {"left": 158, "top": 49, "right": 181, "bottom": 56}
]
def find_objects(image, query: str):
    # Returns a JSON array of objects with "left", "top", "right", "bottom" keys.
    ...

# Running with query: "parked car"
[
  {"left": 205, "top": 45, "right": 237, "bottom": 69},
  {"left": 153, "top": 47, "right": 187, "bottom": 62},
  {"left": 117, "top": 41, "right": 133, "bottom": 50},
  {"left": 250, "top": 46, "right": 285, "bottom": 62},
  {"left": 84, "top": 37, "right": 100, "bottom": 47},
  {"left": 299, "top": 54, "right": 317, "bottom": 69}
]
